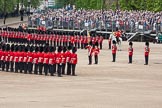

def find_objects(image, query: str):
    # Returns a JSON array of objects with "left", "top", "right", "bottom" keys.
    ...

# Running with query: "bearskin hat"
[
  {"left": 129, "top": 41, "right": 133, "bottom": 46},
  {"left": 113, "top": 40, "right": 116, "bottom": 44},
  {"left": 35, "top": 46, "right": 39, "bottom": 52},
  {"left": 72, "top": 47, "right": 77, "bottom": 53},
  {"left": 67, "top": 46, "right": 72, "bottom": 50},
  {"left": 145, "top": 42, "right": 149, "bottom": 46},
  {"left": 63, "top": 46, "right": 67, "bottom": 53},
  {"left": 57, "top": 46, "right": 62, "bottom": 52},
  {"left": 95, "top": 42, "right": 99, "bottom": 47},
  {"left": 11, "top": 44, "right": 15, "bottom": 51}
]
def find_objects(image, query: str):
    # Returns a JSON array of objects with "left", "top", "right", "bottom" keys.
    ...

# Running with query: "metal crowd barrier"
[{"left": 28, "top": 18, "right": 162, "bottom": 33}]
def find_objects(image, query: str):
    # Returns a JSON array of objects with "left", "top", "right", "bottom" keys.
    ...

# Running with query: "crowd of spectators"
[{"left": 28, "top": 8, "right": 162, "bottom": 33}]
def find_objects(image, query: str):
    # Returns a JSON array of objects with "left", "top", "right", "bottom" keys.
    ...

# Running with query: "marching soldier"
[
  {"left": 66, "top": 46, "right": 72, "bottom": 75},
  {"left": 10, "top": 44, "right": 15, "bottom": 72},
  {"left": 128, "top": 42, "right": 133, "bottom": 64},
  {"left": 5, "top": 44, "right": 10, "bottom": 72},
  {"left": 43, "top": 46, "right": 50, "bottom": 76},
  {"left": 23, "top": 46, "right": 28, "bottom": 74},
  {"left": 62, "top": 47, "right": 67, "bottom": 75},
  {"left": 112, "top": 40, "right": 117, "bottom": 62},
  {"left": 14, "top": 45, "right": 19, "bottom": 72},
  {"left": 56, "top": 46, "right": 63, "bottom": 77},
  {"left": 48, "top": 46, "right": 56, "bottom": 76},
  {"left": 38, "top": 46, "right": 44, "bottom": 75},
  {"left": 86, "top": 41, "right": 93, "bottom": 65},
  {"left": 33, "top": 46, "right": 39, "bottom": 74},
  {"left": 70, "top": 47, "right": 78, "bottom": 76},
  {"left": 144, "top": 42, "right": 150, "bottom": 65},
  {"left": 27, "top": 45, "right": 34, "bottom": 74},
  {"left": 93, "top": 42, "right": 100, "bottom": 64}
]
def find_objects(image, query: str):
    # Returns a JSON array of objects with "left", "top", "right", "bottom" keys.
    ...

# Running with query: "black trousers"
[
  {"left": 62, "top": 63, "right": 66, "bottom": 74},
  {"left": 19, "top": 62, "right": 24, "bottom": 73},
  {"left": 67, "top": 62, "right": 71, "bottom": 75},
  {"left": 71, "top": 64, "right": 76, "bottom": 76},
  {"left": 88, "top": 55, "right": 92, "bottom": 64},
  {"left": 1, "top": 61, "right": 5, "bottom": 71},
  {"left": 44, "top": 63, "right": 49, "bottom": 76},
  {"left": 78, "top": 42, "right": 80, "bottom": 49},
  {"left": 145, "top": 56, "right": 149, "bottom": 65},
  {"left": 34, "top": 64, "right": 39, "bottom": 74},
  {"left": 15, "top": 62, "right": 19, "bottom": 72},
  {"left": 5, "top": 61, "right": 10, "bottom": 72},
  {"left": 0, "top": 60, "right": 2, "bottom": 68},
  {"left": 49, "top": 64, "right": 56, "bottom": 76},
  {"left": 38, "top": 63, "right": 43, "bottom": 75},
  {"left": 129, "top": 55, "right": 132, "bottom": 63},
  {"left": 57, "top": 64, "right": 62, "bottom": 77},
  {"left": 109, "top": 43, "right": 111, "bottom": 49},
  {"left": 94, "top": 55, "right": 98, "bottom": 64},
  {"left": 28, "top": 62, "right": 33, "bottom": 74},
  {"left": 10, "top": 61, "right": 14, "bottom": 72},
  {"left": 112, "top": 53, "right": 116, "bottom": 62},
  {"left": 24, "top": 63, "right": 28, "bottom": 74},
  {"left": 100, "top": 43, "right": 102, "bottom": 49},
  {"left": 81, "top": 43, "right": 84, "bottom": 49}
]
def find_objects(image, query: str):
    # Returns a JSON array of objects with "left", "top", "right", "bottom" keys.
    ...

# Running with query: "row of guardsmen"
[
  {"left": 0, "top": 43, "right": 78, "bottom": 77},
  {"left": 0, "top": 27, "right": 104, "bottom": 50}
]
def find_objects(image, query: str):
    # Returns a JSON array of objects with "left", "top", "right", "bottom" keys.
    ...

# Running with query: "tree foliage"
[
  {"left": 0, "top": 0, "right": 42, "bottom": 13},
  {"left": 57, "top": 0, "right": 162, "bottom": 11}
]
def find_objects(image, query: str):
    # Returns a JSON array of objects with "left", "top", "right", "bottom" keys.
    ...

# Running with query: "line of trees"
[
  {"left": 0, "top": 0, "right": 42, "bottom": 14},
  {"left": 56, "top": 0, "right": 162, "bottom": 12}
]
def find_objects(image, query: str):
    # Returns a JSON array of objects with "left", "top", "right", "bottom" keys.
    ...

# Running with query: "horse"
[{"left": 109, "top": 33, "right": 123, "bottom": 51}]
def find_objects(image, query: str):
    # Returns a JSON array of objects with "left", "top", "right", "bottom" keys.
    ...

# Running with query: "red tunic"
[
  {"left": 48, "top": 52, "right": 56, "bottom": 65},
  {"left": 56, "top": 52, "right": 62, "bottom": 64},
  {"left": 43, "top": 53, "right": 49, "bottom": 64},
  {"left": 70, "top": 53, "right": 77, "bottom": 64},
  {"left": 128, "top": 47, "right": 133, "bottom": 56},
  {"left": 145, "top": 47, "right": 150, "bottom": 56},
  {"left": 112, "top": 45, "right": 117, "bottom": 54}
]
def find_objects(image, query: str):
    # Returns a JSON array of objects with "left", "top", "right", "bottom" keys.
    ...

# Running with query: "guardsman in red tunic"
[
  {"left": 0, "top": 44, "right": 5, "bottom": 71},
  {"left": 48, "top": 46, "right": 56, "bottom": 76},
  {"left": 5, "top": 44, "right": 10, "bottom": 72},
  {"left": 70, "top": 47, "right": 78, "bottom": 76},
  {"left": 93, "top": 42, "right": 100, "bottom": 64},
  {"left": 86, "top": 41, "right": 93, "bottom": 65},
  {"left": 80, "top": 35, "right": 84, "bottom": 49},
  {"left": 43, "top": 46, "right": 50, "bottom": 76},
  {"left": 98, "top": 36, "right": 103, "bottom": 50},
  {"left": 112, "top": 40, "right": 117, "bottom": 62},
  {"left": 18, "top": 45, "right": 25, "bottom": 73},
  {"left": 27, "top": 46, "right": 34, "bottom": 74},
  {"left": 14, "top": 45, "right": 19, "bottom": 72},
  {"left": 38, "top": 46, "right": 44, "bottom": 75},
  {"left": 10, "top": 44, "right": 15, "bottom": 72},
  {"left": 62, "top": 47, "right": 67, "bottom": 75},
  {"left": 23, "top": 46, "right": 28, "bottom": 74},
  {"left": 144, "top": 42, "right": 150, "bottom": 65},
  {"left": 56, "top": 46, "right": 63, "bottom": 77},
  {"left": 66, "top": 46, "right": 72, "bottom": 75},
  {"left": 33, "top": 46, "right": 39, "bottom": 74},
  {"left": 128, "top": 42, "right": 133, "bottom": 64}
]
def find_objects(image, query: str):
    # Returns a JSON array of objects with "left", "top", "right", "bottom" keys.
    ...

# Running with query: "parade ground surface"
[{"left": 0, "top": 41, "right": 162, "bottom": 108}]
